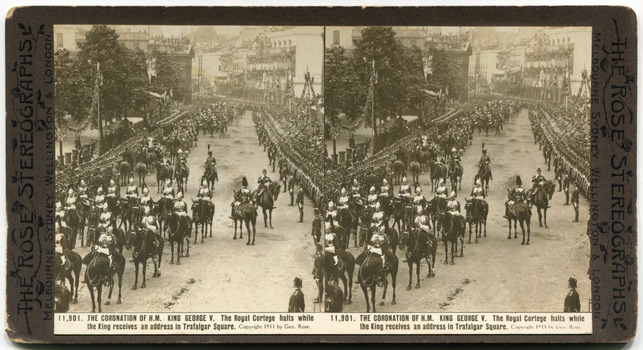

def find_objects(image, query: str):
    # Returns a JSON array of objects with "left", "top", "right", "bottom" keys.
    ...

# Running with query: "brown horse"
[
  {"left": 506, "top": 192, "right": 533, "bottom": 245},
  {"left": 82, "top": 251, "right": 125, "bottom": 312},
  {"left": 135, "top": 162, "right": 147, "bottom": 186},
  {"left": 528, "top": 180, "right": 555, "bottom": 228},
  {"left": 313, "top": 251, "right": 355, "bottom": 305},
  {"left": 436, "top": 211, "right": 466, "bottom": 264},
  {"left": 400, "top": 228, "right": 437, "bottom": 290},
  {"left": 356, "top": 251, "right": 398, "bottom": 312},
  {"left": 409, "top": 160, "right": 421, "bottom": 186},
  {"left": 166, "top": 212, "right": 191, "bottom": 265},
  {"left": 126, "top": 228, "right": 164, "bottom": 290},
  {"left": 191, "top": 199, "right": 215, "bottom": 244},
  {"left": 464, "top": 198, "right": 488, "bottom": 244},
  {"left": 256, "top": 182, "right": 280, "bottom": 229},
  {"left": 119, "top": 161, "right": 132, "bottom": 186},
  {"left": 392, "top": 159, "right": 406, "bottom": 185},
  {"left": 232, "top": 201, "right": 257, "bottom": 245}
]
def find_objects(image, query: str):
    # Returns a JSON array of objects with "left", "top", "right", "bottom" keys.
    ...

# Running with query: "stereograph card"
[{"left": 4, "top": 6, "right": 638, "bottom": 343}]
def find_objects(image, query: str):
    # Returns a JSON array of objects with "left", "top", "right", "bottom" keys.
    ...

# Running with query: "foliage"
[
  {"left": 324, "top": 46, "right": 361, "bottom": 136},
  {"left": 54, "top": 49, "right": 90, "bottom": 138},
  {"left": 151, "top": 49, "right": 186, "bottom": 103}
]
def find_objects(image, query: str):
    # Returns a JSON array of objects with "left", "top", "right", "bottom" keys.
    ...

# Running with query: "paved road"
[{"left": 67, "top": 107, "right": 590, "bottom": 314}]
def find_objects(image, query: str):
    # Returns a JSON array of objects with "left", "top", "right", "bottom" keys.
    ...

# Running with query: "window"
[
  {"left": 56, "top": 33, "right": 63, "bottom": 48},
  {"left": 333, "top": 30, "right": 340, "bottom": 45}
]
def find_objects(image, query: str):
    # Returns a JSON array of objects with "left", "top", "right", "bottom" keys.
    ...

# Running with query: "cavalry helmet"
[
  {"left": 143, "top": 206, "right": 151, "bottom": 215},
  {"left": 439, "top": 179, "right": 445, "bottom": 186},
  {"left": 537, "top": 167, "right": 541, "bottom": 173},
  {"left": 202, "top": 180, "right": 207, "bottom": 187},
  {"left": 97, "top": 186, "right": 104, "bottom": 193},
  {"left": 55, "top": 201, "right": 62, "bottom": 209},
  {"left": 382, "top": 179, "right": 388, "bottom": 186},
  {"left": 450, "top": 191, "right": 457, "bottom": 199},
  {"left": 242, "top": 176, "right": 249, "bottom": 187},
  {"left": 417, "top": 206, "right": 424, "bottom": 215},
  {"left": 328, "top": 201, "right": 335, "bottom": 210},
  {"left": 340, "top": 187, "right": 346, "bottom": 195},
  {"left": 374, "top": 201, "right": 381, "bottom": 211},
  {"left": 476, "top": 179, "right": 482, "bottom": 186},
  {"left": 452, "top": 148, "right": 457, "bottom": 153},
  {"left": 142, "top": 187, "right": 149, "bottom": 194},
  {"left": 128, "top": 177, "right": 134, "bottom": 185},
  {"left": 68, "top": 187, "right": 74, "bottom": 195},
  {"left": 177, "top": 192, "right": 184, "bottom": 199},
  {"left": 80, "top": 179, "right": 86, "bottom": 186},
  {"left": 178, "top": 149, "right": 183, "bottom": 154},
  {"left": 262, "top": 169, "right": 267, "bottom": 175},
  {"left": 516, "top": 176, "right": 522, "bottom": 186},
  {"left": 110, "top": 179, "right": 115, "bottom": 186},
  {"left": 369, "top": 186, "right": 376, "bottom": 193},
  {"left": 415, "top": 186, "right": 422, "bottom": 193},
  {"left": 402, "top": 175, "right": 407, "bottom": 183}
]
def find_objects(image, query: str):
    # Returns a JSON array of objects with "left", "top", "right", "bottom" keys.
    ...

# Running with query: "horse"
[
  {"left": 429, "top": 196, "right": 447, "bottom": 236},
  {"left": 203, "top": 163, "right": 218, "bottom": 192},
  {"left": 464, "top": 198, "right": 488, "bottom": 244},
  {"left": 166, "top": 212, "right": 192, "bottom": 265},
  {"left": 135, "top": 162, "right": 147, "bottom": 186},
  {"left": 392, "top": 197, "right": 413, "bottom": 233},
  {"left": 409, "top": 160, "right": 421, "bottom": 186},
  {"left": 400, "top": 228, "right": 437, "bottom": 290},
  {"left": 477, "top": 163, "right": 492, "bottom": 192},
  {"left": 54, "top": 283, "right": 72, "bottom": 313},
  {"left": 392, "top": 159, "right": 406, "bottom": 185},
  {"left": 506, "top": 192, "right": 533, "bottom": 244},
  {"left": 448, "top": 161, "right": 463, "bottom": 194},
  {"left": 82, "top": 250, "right": 125, "bottom": 312},
  {"left": 554, "top": 160, "right": 565, "bottom": 191},
  {"left": 191, "top": 199, "right": 215, "bottom": 244},
  {"left": 119, "top": 199, "right": 141, "bottom": 234},
  {"left": 155, "top": 197, "right": 172, "bottom": 236},
  {"left": 233, "top": 201, "right": 257, "bottom": 245},
  {"left": 337, "top": 206, "right": 354, "bottom": 249},
  {"left": 174, "top": 162, "right": 189, "bottom": 194},
  {"left": 359, "top": 208, "right": 373, "bottom": 247},
  {"left": 356, "top": 252, "right": 398, "bottom": 312},
  {"left": 324, "top": 283, "right": 344, "bottom": 312},
  {"left": 155, "top": 162, "right": 174, "bottom": 193},
  {"left": 313, "top": 251, "right": 355, "bottom": 306},
  {"left": 256, "top": 182, "right": 281, "bottom": 229},
  {"left": 435, "top": 210, "right": 466, "bottom": 264},
  {"left": 54, "top": 250, "right": 81, "bottom": 304},
  {"left": 64, "top": 209, "right": 84, "bottom": 250},
  {"left": 119, "top": 161, "right": 132, "bottom": 186},
  {"left": 126, "top": 227, "right": 164, "bottom": 290},
  {"left": 430, "top": 160, "right": 447, "bottom": 192},
  {"left": 529, "top": 180, "right": 555, "bottom": 228}
]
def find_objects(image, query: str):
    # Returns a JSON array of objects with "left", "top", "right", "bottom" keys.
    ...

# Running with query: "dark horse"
[
  {"left": 392, "top": 197, "right": 414, "bottom": 233},
  {"left": 324, "top": 284, "right": 344, "bottom": 312},
  {"left": 448, "top": 160, "right": 463, "bottom": 194},
  {"left": 409, "top": 160, "right": 421, "bottom": 186},
  {"left": 464, "top": 198, "right": 488, "bottom": 244},
  {"left": 436, "top": 211, "right": 466, "bottom": 264},
  {"left": 174, "top": 162, "right": 189, "bottom": 194},
  {"left": 356, "top": 252, "right": 398, "bottom": 312},
  {"left": 191, "top": 199, "right": 215, "bottom": 244},
  {"left": 529, "top": 180, "right": 555, "bottom": 228},
  {"left": 166, "top": 213, "right": 191, "bottom": 265},
  {"left": 400, "top": 228, "right": 437, "bottom": 290},
  {"left": 155, "top": 162, "right": 173, "bottom": 193},
  {"left": 337, "top": 206, "right": 355, "bottom": 249},
  {"left": 203, "top": 163, "right": 218, "bottom": 191},
  {"left": 430, "top": 160, "right": 447, "bottom": 192},
  {"left": 313, "top": 251, "right": 355, "bottom": 305},
  {"left": 477, "top": 163, "right": 492, "bottom": 192},
  {"left": 506, "top": 192, "right": 533, "bottom": 245},
  {"left": 135, "top": 162, "right": 147, "bottom": 186},
  {"left": 126, "top": 227, "right": 164, "bottom": 290},
  {"left": 392, "top": 159, "right": 406, "bottom": 185},
  {"left": 54, "top": 250, "right": 81, "bottom": 305},
  {"left": 82, "top": 251, "right": 125, "bottom": 312},
  {"left": 256, "top": 182, "right": 281, "bottom": 229},
  {"left": 120, "top": 161, "right": 132, "bottom": 186},
  {"left": 232, "top": 201, "right": 257, "bottom": 245}
]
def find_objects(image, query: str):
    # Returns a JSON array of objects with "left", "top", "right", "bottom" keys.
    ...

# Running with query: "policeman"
[
  {"left": 174, "top": 192, "right": 188, "bottom": 217},
  {"left": 288, "top": 277, "right": 305, "bottom": 312},
  {"left": 446, "top": 191, "right": 462, "bottom": 217},
  {"left": 571, "top": 185, "right": 580, "bottom": 222},
  {"left": 563, "top": 171, "right": 571, "bottom": 205},
  {"left": 296, "top": 187, "right": 305, "bottom": 223}
]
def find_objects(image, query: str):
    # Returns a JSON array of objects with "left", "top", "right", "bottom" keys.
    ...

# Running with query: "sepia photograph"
[{"left": 320, "top": 26, "right": 592, "bottom": 313}]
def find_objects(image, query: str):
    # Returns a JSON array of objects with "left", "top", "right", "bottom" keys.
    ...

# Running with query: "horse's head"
[
  {"left": 312, "top": 254, "right": 324, "bottom": 282},
  {"left": 464, "top": 198, "right": 474, "bottom": 218},
  {"left": 544, "top": 181, "right": 555, "bottom": 199},
  {"left": 399, "top": 229, "right": 411, "bottom": 248},
  {"left": 125, "top": 227, "right": 140, "bottom": 251}
]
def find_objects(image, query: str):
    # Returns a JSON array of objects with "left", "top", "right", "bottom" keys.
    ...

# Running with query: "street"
[{"left": 67, "top": 108, "right": 590, "bottom": 314}]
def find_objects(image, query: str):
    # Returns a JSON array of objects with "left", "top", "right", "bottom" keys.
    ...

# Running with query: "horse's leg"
[
  {"left": 341, "top": 275, "right": 348, "bottom": 302},
  {"left": 380, "top": 277, "right": 387, "bottom": 306},
  {"left": 141, "top": 259, "right": 147, "bottom": 288},
  {"left": 262, "top": 208, "right": 268, "bottom": 228},
  {"left": 185, "top": 236, "right": 190, "bottom": 257},
  {"left": 526, "top": 220, "right": 531, "bottom": 245},
  {"left": 361, "top": 283, "right": 370, "bottom": 312},
  {"left": 451, "top": 241, "right": 455, "bottom": 264},
  {"left": 406, "top": 261, "right": 413, "bottom": 290},
  {"left": 269, "top": 209, "right": 273, "bottom": 229},
  {"left": 444, "top": 240, "right": 449, "bottom": 264},
  {"left": 415, "top": 262, "right": 421, "bottom": 289},
  {"left": 468, "top": 221, "right": 472, "bottom": 244},
  {"left": 245, "top": 220, "right": 251, "bottom": 245},
  {"left": 537, "top": 208, "right": 543, "bottom": 227},
  {"left": 520, "top": 220, "right": 526, "bottom": 245},
  {"left": 132, "top": 261, "right": 139, "bottom": 290},
  {"left": 544, "top": 208, "right": 548, "bottom": 229},
  {"left": 88, "top": 285, "right": 96, "bottom": 312}
]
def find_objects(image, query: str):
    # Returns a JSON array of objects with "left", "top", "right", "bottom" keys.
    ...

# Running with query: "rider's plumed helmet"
[
  {"left": 97, "top": 186, "right": 104, "bottom": 193},
  {"left": 177, "top": 192, "right": 184, "bottom": 199},
  {"left": 450, "top": 191, "right": 457, "bottom": 199},
  {"left": 202, "top": 180, "right": 207, "bottom": 188},
  {"left": 369, "top": 186, "right": 376, "bottom": 194},
  {"left": 416, "top": 186, "right": 422, "bottom": 193},
  {"left": 128, "top": 177, "right": 134, "bottom": 185},
  {"left": 110, "top": 179, "right": 115, "bottom": 186},
  {"left": 439, "top": 179, "right": 445, "bottom": 186},
  {"left": 382, "top": 179, "right": 388, "bottom": 186},
  {"left": 142, "top": 186, "right": 149, "bottom": 194},
  {"left": 476, "top": 179, "right": 482, "bottom": 186},
  {"left": 328, "top": 201, "right": 335, "bottom": 210}
]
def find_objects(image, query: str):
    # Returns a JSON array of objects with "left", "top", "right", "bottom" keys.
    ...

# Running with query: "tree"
[
  {"left": 151, "top": 49, "right": 185, "bottom": 106},
  {"left": 351, "top": 27, "right": 408, "bottom": 127},
  {"left": 425, "top": 47, "right": 464, "bottom": 115}
]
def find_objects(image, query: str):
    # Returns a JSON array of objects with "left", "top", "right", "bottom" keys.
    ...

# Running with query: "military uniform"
[
  {"left": 571, "top": 187, "right": 580, "bottom": 222},
  {"left": 162, "top": 183, "right": 175, "bottom": 200},
  {"left": 174, "top": 197, "right": 188, "bottom": 217},
  {"left": 296, "top": 188, "right": 304, "bottom": 223},
  {"left": 446, "top": 196, "right": 462, "bottom": 216},
  {"left": 436, "top": 182, "right": 448, "bottom": 199},
  {"left": 367, "top": 187, "right": 378, "bottom": 210}
]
